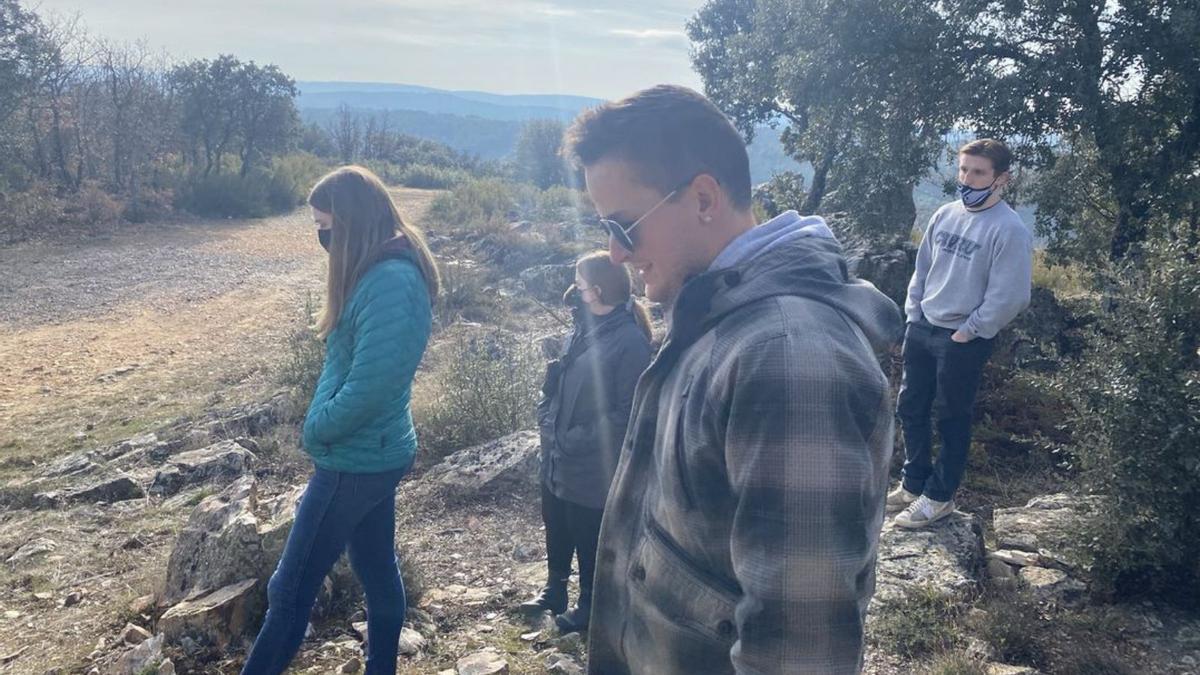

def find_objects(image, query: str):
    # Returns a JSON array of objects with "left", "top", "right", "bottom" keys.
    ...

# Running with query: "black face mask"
[
  {"left": 317, "top": 228, "right": 332, "bottom": 252},
  {"left": 562, "top": 285, "right": 584, "bottom": 309}
]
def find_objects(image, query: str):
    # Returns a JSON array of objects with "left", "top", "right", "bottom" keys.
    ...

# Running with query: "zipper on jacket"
[
  {"left": 672, "top": 377, "right": 698, "bottom": 510},
  {"left": 645, "top": 512, "right": 741, "bottom": 598}
]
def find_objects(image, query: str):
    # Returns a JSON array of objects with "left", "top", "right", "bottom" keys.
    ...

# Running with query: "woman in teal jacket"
[{"left": 242, "top": 166, "right": 439, "bottom": 675}]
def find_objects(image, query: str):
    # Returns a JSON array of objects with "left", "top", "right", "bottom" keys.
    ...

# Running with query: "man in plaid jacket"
[{"left": 564, "top": 85, "right": 903, "bottom": 674}]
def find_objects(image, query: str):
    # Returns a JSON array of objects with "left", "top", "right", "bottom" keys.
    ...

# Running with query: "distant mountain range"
[
  {"left": 296, "top": 81, "right": 1034, "bottom": 233},
  {"left": 295, "top": 80, "right": 802, "bottom": 183}
]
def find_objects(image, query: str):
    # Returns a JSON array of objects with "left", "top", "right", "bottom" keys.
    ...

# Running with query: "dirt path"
[{"left": 0, "top": 188, "right": 441, "bottom": 468}]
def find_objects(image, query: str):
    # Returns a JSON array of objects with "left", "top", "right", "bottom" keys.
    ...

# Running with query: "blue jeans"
[
  {"left": 241, "top": 467, "right": 408, "bottom": 675},
  {"left": 896, "top": 321, "right": 994, "bottom": 502}
]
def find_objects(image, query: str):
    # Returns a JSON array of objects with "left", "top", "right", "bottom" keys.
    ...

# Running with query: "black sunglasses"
[{"left": 598, "top": 175, "right": 699, "bottom": 252}]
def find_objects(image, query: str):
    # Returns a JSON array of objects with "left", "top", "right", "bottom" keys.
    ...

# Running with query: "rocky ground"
[{"left": 2, "top": 192, "right": 1197, "bottom": 674}]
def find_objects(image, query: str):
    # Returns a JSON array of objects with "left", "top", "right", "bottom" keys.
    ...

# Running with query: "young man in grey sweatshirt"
[{"left": 890, "top": 138, "right": 1033, "bottom": 528}]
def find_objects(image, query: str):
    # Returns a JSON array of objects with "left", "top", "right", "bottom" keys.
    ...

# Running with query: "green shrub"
[
  {"left": 869, "top": 586, "right": 965, "bottom": 659},
  {"left": 399, "top": 163, "right": 469, "bottom": 190},
  {"left": 177, "top": 154, "right": 323, "bottom": 218},
  {"left": 1054, "top": 238, "right": 1200, "bottom": 601},
  {"left": 435, "top": 262, "right": 502, "bottom": 326},
  {"left": 426, "top": 177, "right": 538, "bottom": 231},
  {"left": 267, "top": 152, "right": 326, "bottom": 211},
  {"left": 121, "top": 187, "right": 175, "bottom": 223},
  {"left": 412, "top": 329, "right": 542, "bottom": 466},
  {"left": 277, "top": 293, "right": 325, "bottom": 406}
]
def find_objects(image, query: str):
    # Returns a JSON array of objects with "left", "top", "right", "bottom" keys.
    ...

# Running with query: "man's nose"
[{"left": 608, "top": 236, "right": 632, "bottom": 264}]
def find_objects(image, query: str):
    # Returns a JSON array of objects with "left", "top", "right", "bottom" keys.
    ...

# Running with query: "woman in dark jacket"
[{"left": 519, "top": 251, "right": 654, "bottom": 633}]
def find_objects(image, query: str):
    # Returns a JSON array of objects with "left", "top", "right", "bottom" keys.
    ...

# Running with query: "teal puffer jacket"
[{"left": 302, "top": 255, "right": 432, "bottom": 474}]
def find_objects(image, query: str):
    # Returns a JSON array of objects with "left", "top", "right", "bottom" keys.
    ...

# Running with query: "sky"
[{"left": 33, "top": 0, "right": 709, "bottom": 99}]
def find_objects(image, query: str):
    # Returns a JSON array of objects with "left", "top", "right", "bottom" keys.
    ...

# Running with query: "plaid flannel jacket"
[{"left": 587, "top": 235, "right": 902, "bottom": 675}]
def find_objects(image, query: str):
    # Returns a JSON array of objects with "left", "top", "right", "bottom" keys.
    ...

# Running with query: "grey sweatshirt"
[{"left": 906, "top": 200, "right": 1033, "bottom": 339}]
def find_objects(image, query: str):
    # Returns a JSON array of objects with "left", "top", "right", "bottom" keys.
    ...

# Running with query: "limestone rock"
[
  {"left": 423, "top": 431, "right": 539, "bottom": 500},
  {"left": 456, "top": 649, "right": 509, "bottom": 675},
  {"left": 993, "top": 493, "right": 1105, "bottom": 571},
  {"left": 549, "top": 631, "right": 585, "bottom": 655},
  {"left": 119, "top": 622, "right": 152, "bottom": 645},
  {"left": 545, "top": 652, "right": 585, "bottom": 675},
  {"left": 989, "top": 549, "right": 1041, "bottom": 567},
  {"left": 6, "top": 537, "right": 57, "bottom": 565},
  {"left": 149, "top": 441, "right": 255, "bottom": 496},
  {"left": 163, "top": 477, "right": 264, "bottom": 605},
  {"left": 398, "top": 627, "right": 426, "bottom": 656},
  {"left": 159, "top": 578, "right": 258, "bottom": 649},
  {"left": 65, "top": 475, "right": 144, "bottom": 504},
  {"left": 1018, "top": 566, "right": 1086, "bottom": 605},
  {"left": 873, "top": 511, "right": 985, "bottom": 606},
  {"left": 42, "top": 451, "right": 99, "bottom": 478},
  {"left": 112, "top": 634, "right": 163, "bottom": 675}
]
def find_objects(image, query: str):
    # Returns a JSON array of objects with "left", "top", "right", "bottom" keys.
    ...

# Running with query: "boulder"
[
  {"left": 873, "top": 511, "right": 985, "bottom": 607},
  {"left": 846, "top": 244, "right": 916, "bottom": 309},
  {"left": 162, "top": 477, "right": 264, "bottom": 605},
  {"left": 149, "top": 441, "right": 255, "bottom": 497},
  {"left": 423, "top": 430, "right": 539, "bottom": 500},
  {"left": 158, "top": 579, "right": 259, "bottom": 649},
  {"left": 992, "top": 493, "right": 1104, "bottom": 571}
]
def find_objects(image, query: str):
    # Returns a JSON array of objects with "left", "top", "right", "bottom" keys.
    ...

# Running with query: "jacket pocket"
[{"left": 631, "top": 513, "right": 740, "bottom": 646}]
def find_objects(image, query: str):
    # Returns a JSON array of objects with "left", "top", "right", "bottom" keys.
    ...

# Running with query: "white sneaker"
[
  {"left": 894, "top": 495, "right": 955, "bottom": 529},
  {"left": 885, "top": 485, "right": 920, "bottom": 513}
]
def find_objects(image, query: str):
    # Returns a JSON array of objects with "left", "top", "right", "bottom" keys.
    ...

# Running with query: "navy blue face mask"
[
  {"left": 956, "top": 179, "right": 997, "bottom": 208},
  {"left": 317, "top": 228, "right": 332, "bottom": 252}
]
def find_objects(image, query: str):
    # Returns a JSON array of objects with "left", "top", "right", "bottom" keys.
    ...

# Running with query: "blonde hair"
[
  {"left": 574, "top": 250, "right": 652, "bottom": 341},
  {"left": 308, "top": 165, "right": 440, "bottom": 338}
]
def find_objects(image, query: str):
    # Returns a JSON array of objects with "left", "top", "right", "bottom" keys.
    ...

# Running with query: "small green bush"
[
  {"left": 435, "top": 263, "right": 502, "bottom": 326},
  {"left": 277, "top": 293, "right": 325, "bottom": 406},
  {"left": 1054, "top": 238, "right": 1200, "bottom": 601},
  {"left": 412, "top": 329, "right": 542, "bottom": 466},
  {"left": 429, "top": 176, "right": 523, "bottom": 228}
]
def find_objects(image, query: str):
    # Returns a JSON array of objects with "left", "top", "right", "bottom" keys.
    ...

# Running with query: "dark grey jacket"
[
  {"left": 538, "top": 305, "right": 653, "bottom": 509},
  {"left": 587, "top": 235, "right": 903, "bottom": 675}
]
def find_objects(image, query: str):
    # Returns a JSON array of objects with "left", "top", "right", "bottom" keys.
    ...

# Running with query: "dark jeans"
[
  {"left": 896, "top": 321, "right": 994, "bottom": 502},
  {"left": 241, "top": 467, "right": 408, "bottom": 675},
  {"left": 541, "top": 483, "right": 604, "bottom": 600}
]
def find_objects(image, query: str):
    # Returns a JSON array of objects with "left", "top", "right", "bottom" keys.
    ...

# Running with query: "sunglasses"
[{"left": 598, "top": 175, "right": 698, "bottom": 252}]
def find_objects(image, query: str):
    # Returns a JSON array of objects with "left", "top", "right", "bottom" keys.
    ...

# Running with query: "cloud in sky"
[{"left": 33, "top": 0, "right": 707, "bottom": 99}]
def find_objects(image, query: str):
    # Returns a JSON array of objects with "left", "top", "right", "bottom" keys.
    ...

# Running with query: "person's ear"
[{"left": 691, "top": 174, "right": 722, "bottom": 224}]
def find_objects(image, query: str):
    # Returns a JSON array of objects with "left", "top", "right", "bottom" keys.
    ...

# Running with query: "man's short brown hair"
[
  {"left": 563, "top": 85, "right": 752, "bottom": 210},
  {"left": 959, "top": 138, "right": 1014, "bottom": 175}
]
